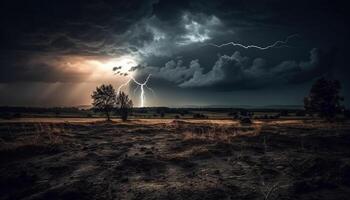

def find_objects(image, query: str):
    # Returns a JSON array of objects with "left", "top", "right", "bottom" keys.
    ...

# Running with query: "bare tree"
[
  {"left": 91, "top": 84, "right": 116, "bottom": 121},
  {"left": 117, "top": 92, "right": 133, "bottom": 121}
]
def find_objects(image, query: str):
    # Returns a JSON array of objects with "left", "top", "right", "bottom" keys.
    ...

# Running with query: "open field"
[{"left": 1, "top": 119, "right": 350, "bottom": 200}]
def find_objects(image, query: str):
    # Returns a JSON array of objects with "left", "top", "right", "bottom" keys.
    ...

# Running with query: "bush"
[
  {"left": 296, "top": 110, "right": 306, "bottom": 117},
  {"left": 240, "top": 117, "right": 252, "bottom": 124},
  {"left": 280, "top": 110, "right": 289, "bottom": 116},
  {"left": 193, "top": 113, "right": 208, "bottom": 119}
]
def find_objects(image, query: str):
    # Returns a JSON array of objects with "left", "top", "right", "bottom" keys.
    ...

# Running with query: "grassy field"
[{"left": 0, "top": 118, "right": 350, "bottom": 200}]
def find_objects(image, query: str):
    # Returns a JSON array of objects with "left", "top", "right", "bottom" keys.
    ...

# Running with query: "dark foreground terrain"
[{"left": 1, "top": 119, "right": 350, "bottom": 200}]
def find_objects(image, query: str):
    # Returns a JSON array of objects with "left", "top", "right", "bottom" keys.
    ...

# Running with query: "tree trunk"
[
  {"left": 106, "top": 111, "right": 110, "bottom": 121},
  {"left": 121, "top": 108, "right": 128, "bottom": 121}
]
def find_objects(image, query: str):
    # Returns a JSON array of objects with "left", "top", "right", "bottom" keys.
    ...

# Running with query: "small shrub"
[
  {"left": 193, "top": 113, "right": 208, "bottom": 119},
  {"left": 240, "top": 117, "right": 252, "bottom": 124},
  {"left": 296, "top": 110, "right": 306, "bottom": 117}
]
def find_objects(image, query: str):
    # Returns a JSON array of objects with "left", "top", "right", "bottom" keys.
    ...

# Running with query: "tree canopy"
[
  {"left": 304, "top": 77, "right": 344, "bottom": 121},
  {"left": 117, "top": 91, "right": 133, "bottom": 121},
  {"left": 91, "top": 84, "right": 117, "bottom": 121}
]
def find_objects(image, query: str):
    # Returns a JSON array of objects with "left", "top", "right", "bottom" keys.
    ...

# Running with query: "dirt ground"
[{"left": 0, "top": 119, "right": 350, "bottom": 200}]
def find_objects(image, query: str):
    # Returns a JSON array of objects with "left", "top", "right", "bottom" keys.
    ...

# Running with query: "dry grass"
[
  {"left": 1, "top": 120, "right": 350, "bottom": 199},
  {"left": 181, "top": 123, "right": 262, "bottom": 143},
  {"left": 0, "top": 123, "right": 66, "bottom": 152}
]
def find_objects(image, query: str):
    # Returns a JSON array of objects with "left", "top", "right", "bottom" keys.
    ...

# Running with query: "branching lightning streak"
[
  {"left": 130, "top": 74, "right": 152, "bottom": 107},
  {"left": 133, "top": 85, "right": 140, "bottom": 95},
  {"left": 117, "top": 79, "right": 131, "bottom": 94},
  {"left": 207, "top": 34, "right": 299, "bottom": 50},
  {"left": 116, "top": 74, "right": 153, "bottom": 107},
  {"left": 145, "top": 85, "right": 155, "bottom": 97}
]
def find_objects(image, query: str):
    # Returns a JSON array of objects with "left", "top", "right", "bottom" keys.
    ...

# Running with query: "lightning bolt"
[
  {"left": 116, "top": 74, "right": 153, "bottom": 107},
  {"left": 207, "top": 34, "right": 299, "bottom": 50},
  {"left": 117, "top": 78, "right": 131, "bottom": 94}
]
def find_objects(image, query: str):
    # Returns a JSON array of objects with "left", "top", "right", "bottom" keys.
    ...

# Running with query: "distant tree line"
[
  {"left": 1, "top": 77, "right": 347, "bottom": 122},
  {"left": 0, "top": 106, "right": 82, "bottom": 114}
]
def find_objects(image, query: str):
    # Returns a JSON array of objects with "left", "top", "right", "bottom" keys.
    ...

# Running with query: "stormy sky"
[{"left": 0, "top": 0, "right": 349, "bottom": 107}]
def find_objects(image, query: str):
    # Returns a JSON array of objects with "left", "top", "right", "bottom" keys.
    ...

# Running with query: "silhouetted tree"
[
  {"left": 117, "top": 92, "right": 133, "bottom": 121},
  {"left": 345, "top": 109, "right": 350, "bottom": 119},
  {"left": 304, "top": 77, "right": 344, "bottom": 121},
  {"left": 91, "top": 84, "right": 116, "bottom": 121},
  {"left": 160, "top": 111, "right": 165, "bottom": 118}
]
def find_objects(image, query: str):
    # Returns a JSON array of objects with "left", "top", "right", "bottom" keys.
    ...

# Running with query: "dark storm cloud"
[
  {"left": 150, "top": 0, "right": 348, "bottom": 34},
  {"left": 0, "top": 0, "right": 348, "bottom": 98},
  {"left": 1, "top": 0, "right": 347, "bottom": 55},
  {"left": 136, "top": 48, "right": 337, "bottom": 90},
  {"left": 0, "top": 0, "right": 157, "bottom": 55},
  {"left": 113, "top": 66, "right": 122, "bottom": 71},
  {"left": 121, "top": 12, "right": 228, "bottom": 57},
  {"left": 0, "top": 54, "right": 89, "bottom": 83}
]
